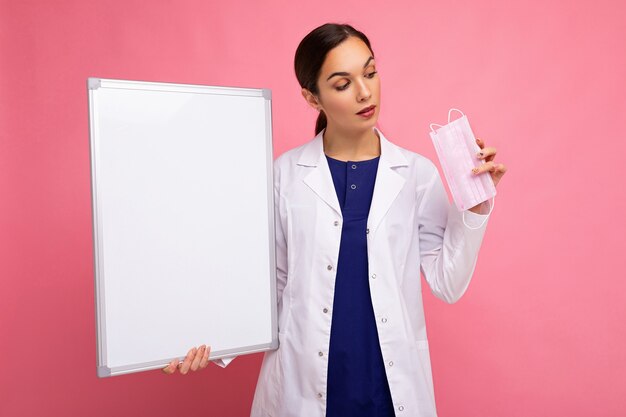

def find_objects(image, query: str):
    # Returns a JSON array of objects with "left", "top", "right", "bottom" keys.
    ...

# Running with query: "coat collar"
[{"left": 296, "top": 126, "right": 409, "bottom": 236}]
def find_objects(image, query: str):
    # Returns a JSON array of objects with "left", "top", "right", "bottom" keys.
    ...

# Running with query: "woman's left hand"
[
  {"left": 471, "top": 137, "right": 507, "bottom": 188},
  {"left": 467, "top": 137, "right": 506, "bottom": 214}
]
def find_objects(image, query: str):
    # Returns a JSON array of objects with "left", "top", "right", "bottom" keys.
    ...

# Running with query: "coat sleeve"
[
  {"left": 273, "top": 156, "right": 289, "bottom": 318},
  {"left": 211, "top": 356, "right": 236, "bottom": 368},
  {"left": 417, "top": 165, "right": 494, "bottom": 304}
]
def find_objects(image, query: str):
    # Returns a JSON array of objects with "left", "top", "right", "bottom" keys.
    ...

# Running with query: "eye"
[{"left": 335, "top": 71, "right": 377, "bottom": 91}]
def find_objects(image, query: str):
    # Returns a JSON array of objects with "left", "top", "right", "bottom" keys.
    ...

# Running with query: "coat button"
[
  {"left": 398, "top": 405, "right": 404, "bottom": 411},
  {"left": 350, "top": 184, "right": 357, "bottom": 189},
  {"left": 334, "top": 220, "right": 339, "bottom": 226},
  {"left": 371, "top": 273, "right": 376, "bottom": 279},
  {"left": 323, "top": 308, "right": 328, "bottom": 313},
  {"left": 381, "top": 317, "right": 387, "bottom": 323},
  {"left": 351, "top": 164, "right": 357, "bottom": 169},
  {"left": 327, "top": 265, "right": 333, "bottom": 271},
  {"left": 388, "top": 361, "right": 394, "bottom": 366},
  {"left": 318, "top": 351, "right": 324, "bottom": 356}
]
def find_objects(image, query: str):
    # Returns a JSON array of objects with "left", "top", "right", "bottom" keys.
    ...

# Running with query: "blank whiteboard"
[{"left": 87, "top": 78, "right": 277, "bottom": 377}]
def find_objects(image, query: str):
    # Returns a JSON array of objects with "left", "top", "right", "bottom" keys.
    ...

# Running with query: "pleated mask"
[{"left": 429, "top": 108, "right": 496, "bottom": 228}]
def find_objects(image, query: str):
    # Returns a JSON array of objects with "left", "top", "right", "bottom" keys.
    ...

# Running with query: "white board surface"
[{"left": 87, "top": 78, "right": 277, "bottom": 377}]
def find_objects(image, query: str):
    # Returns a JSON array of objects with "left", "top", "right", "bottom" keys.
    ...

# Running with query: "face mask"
[{"left": 429, "top": 108, "right": 496, "bottom": 229}]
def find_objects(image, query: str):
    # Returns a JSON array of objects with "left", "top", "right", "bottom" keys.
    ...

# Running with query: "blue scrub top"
[{"left": 324, "top": 154, "right": 396, "bottom": 417}]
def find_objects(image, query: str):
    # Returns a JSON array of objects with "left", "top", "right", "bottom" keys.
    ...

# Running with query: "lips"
[{"left": 357, "top": 105, "right": 376, "bottom": 114}]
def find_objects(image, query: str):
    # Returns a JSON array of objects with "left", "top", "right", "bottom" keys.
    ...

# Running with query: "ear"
[{"left": 301, "top": 88, "right": 321, "bottom": 111}]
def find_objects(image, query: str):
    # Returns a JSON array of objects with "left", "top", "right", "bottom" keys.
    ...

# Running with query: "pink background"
[{"left": 2, "top": 0, "right": 625, "bottom": 416}]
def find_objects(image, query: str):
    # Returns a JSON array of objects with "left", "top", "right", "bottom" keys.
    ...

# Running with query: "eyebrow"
[{"left": 326, "top": 56, "right": 375, "bottom": 81}]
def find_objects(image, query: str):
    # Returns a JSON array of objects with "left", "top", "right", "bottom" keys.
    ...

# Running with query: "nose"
[{"left": 356, "top": 79, "right": 371, "bottom": 102}]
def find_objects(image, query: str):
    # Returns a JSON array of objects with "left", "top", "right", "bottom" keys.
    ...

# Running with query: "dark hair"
[{"left": 294, "top": 23, "right": 375, "bottom": 135}]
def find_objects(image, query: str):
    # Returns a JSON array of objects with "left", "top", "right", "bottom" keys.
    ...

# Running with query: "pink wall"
[{"left": 2, "top": 0, "right": 625, "bottom": 415}]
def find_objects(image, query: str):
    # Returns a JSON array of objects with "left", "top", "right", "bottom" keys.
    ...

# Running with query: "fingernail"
[
  {"left": 472, "top": 168, "right": 479, "bottom": 174},
  {"left": 477, "top": 152, "right": 483, "bottom": 157}
]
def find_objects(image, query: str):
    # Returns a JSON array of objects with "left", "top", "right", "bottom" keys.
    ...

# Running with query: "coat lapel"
[
  {"left": 368, "top": 128, "right": 409, "bottom": 236},
  {"left": 296, "top": 126, "right": 409, "bottom": 236},
  {"left": 295, "top": 128, "right": 342, "bottom": 217}
]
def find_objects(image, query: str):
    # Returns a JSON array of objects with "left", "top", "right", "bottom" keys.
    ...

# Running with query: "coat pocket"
[
  {"left": 415, "top": 339, "right": 429, "bottom": 349},
  {"left": 250, "top": 347, "right": 284, "bottom": 417},
  {"left": 413, "top": 338, "right": 437, "bottom": 411},
  {"left": 287, "top": 203, "right": 317, "bottom": 245}
]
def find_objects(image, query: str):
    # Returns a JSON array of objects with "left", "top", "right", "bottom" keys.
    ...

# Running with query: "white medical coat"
[{"left": 216, "top": 126, "right": 493, "bottom": 417}]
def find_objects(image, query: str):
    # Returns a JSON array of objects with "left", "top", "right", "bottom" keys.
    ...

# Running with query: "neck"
[{"left": 322, "top": 125, "right": 381, "bottom": 162}]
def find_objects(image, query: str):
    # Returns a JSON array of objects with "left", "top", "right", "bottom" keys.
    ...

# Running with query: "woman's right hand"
[{"left": 162, "top": 344, "right": 210, "bottom": 375}]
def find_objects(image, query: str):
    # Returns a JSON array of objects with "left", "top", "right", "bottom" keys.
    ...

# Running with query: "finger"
[
  {"left": 476, "top": 146, "right": 497, "bottom": 162},
  {"left": 475, "top": 137, "right": 485, "bottom": 149},
  {"left": 199, "top": 345, "right": 211, "bottom": 369},
  {"left": 472, "top": 161, "right": 496, "bottom": 175},
  {"left": 190, "top": 345, "right": 205, "bottom": 371},
  {"left": 492, "top": 163, "right": 508, "bottom": 176},
  {"left": 180, "top": 347, "right": 196, "bottom": 375},
  {"left": 162, "top": 359, "right": 179, "bottom": 374}
]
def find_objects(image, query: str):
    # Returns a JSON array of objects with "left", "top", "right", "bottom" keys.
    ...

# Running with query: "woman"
[{"left": 163, "top": 23, "right": 506, "bottom": 417}]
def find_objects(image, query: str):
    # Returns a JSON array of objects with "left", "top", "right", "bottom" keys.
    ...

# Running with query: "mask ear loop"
[
  {"left": 463, "top": 197, "right": 495, "bottom": 229},
  {"left": 430, "top": 108, "right": 465, "bottom": 133},
  {"left": 448, "top": 108, "right": 464, "bottom": 122},
  {"left": 430, "top": 123, "right": 442, "bottom": 133}
]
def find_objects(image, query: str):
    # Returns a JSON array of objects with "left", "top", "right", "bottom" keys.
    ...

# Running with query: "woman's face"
[{"left": 303, "top": 36, "right": 380, "bottom": 133}]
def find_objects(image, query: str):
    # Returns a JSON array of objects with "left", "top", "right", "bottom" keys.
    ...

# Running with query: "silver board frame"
[{"left": 87, "top": 78, "right": 277, "bottom": 377}]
